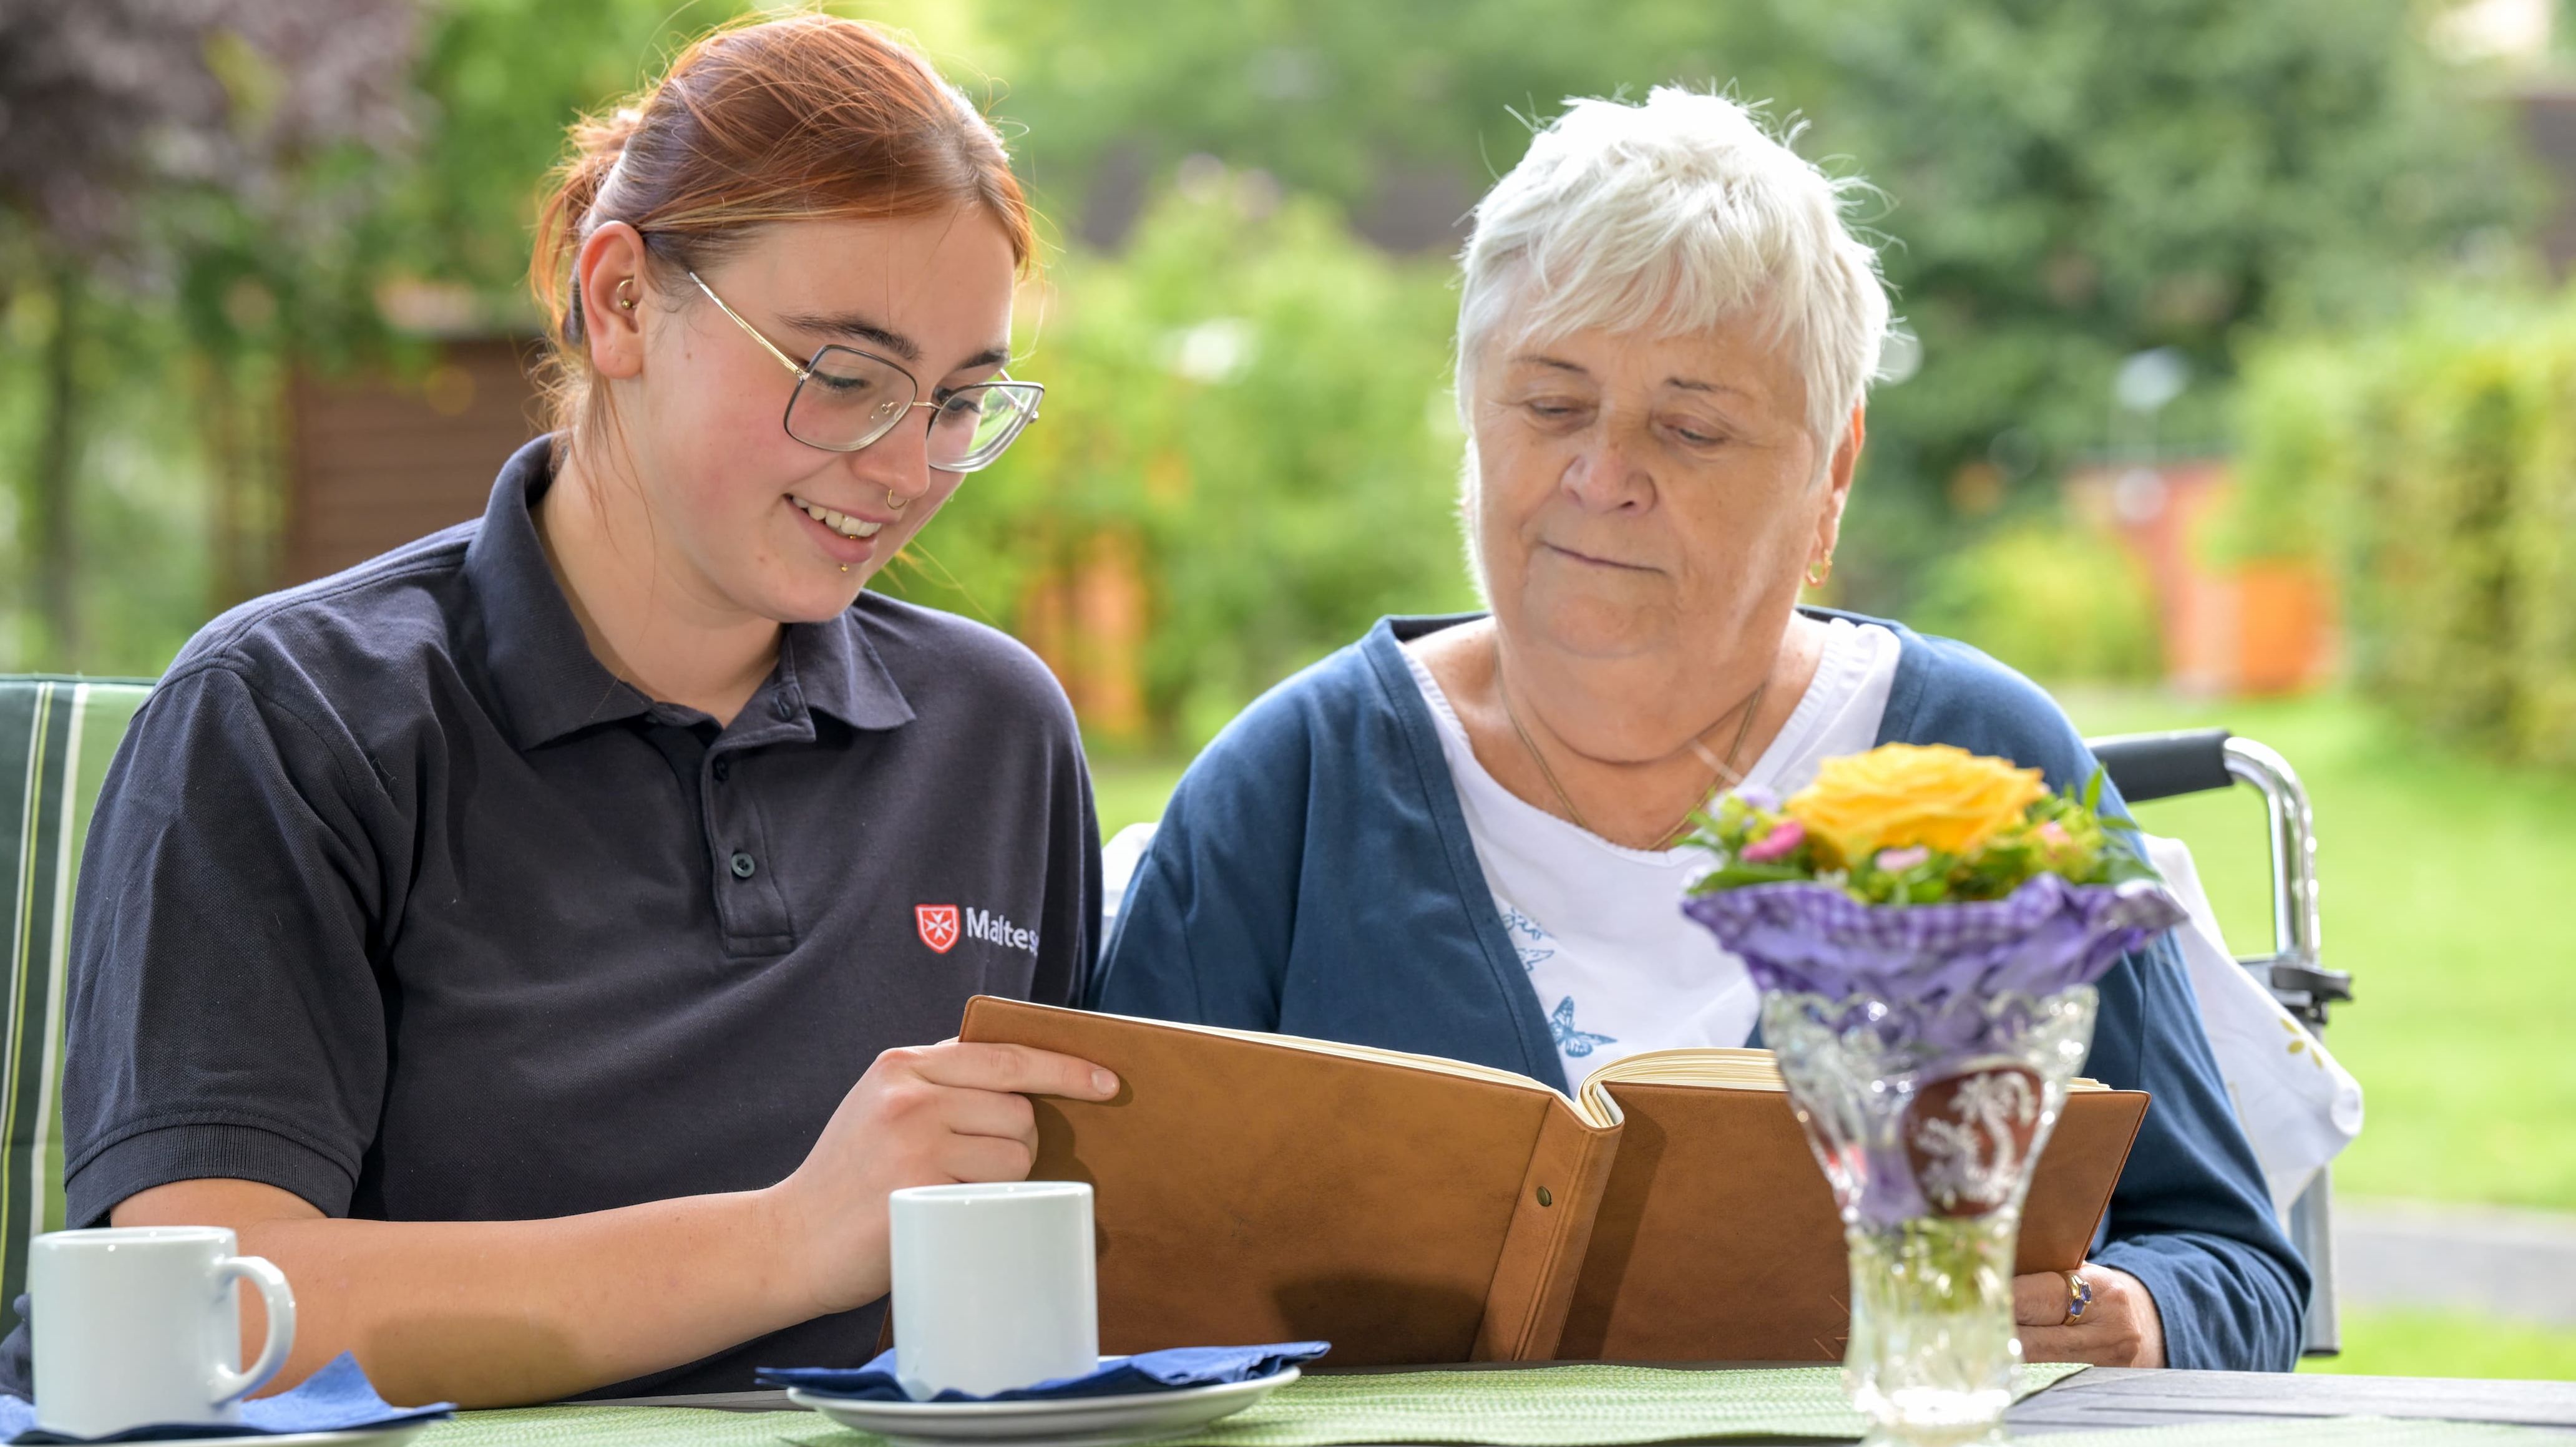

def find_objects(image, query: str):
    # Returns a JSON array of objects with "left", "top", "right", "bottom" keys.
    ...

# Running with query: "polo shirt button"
[
  {"left": 729, "top": 850, "right": 757, "bottom": 879},
  {"left": 771, "top": 695, "right": 794, "bottom": 721},
  {"left": 711, "top": 758, "right": 731, "bottom": 782}
]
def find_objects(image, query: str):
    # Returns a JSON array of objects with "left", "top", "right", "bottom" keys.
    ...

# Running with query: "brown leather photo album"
[{"left": 958, "top": 996, "right": 2149, "bottom": 1367}]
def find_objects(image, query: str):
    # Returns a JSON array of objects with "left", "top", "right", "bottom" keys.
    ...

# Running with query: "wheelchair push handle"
[{"left": 2089, "top": 728, "right": 2235, "bottom": 803}]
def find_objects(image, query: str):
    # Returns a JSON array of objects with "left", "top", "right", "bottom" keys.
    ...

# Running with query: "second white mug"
[
  {"left": 29, "top": 1225, "right": 296, "bottom": 1439},
  {"left": 889, "top": 1181, "right": 1097, "bottom": 1400}
]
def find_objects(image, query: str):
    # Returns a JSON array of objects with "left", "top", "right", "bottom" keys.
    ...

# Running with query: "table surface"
[{"left": 602, "top": 1361, "right": 2576, "bottom": 1439}]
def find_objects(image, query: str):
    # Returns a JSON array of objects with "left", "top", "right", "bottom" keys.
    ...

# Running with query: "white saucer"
[
  {"left": 786, "top": 1367, "right": 1297, "bottom": 1446},
  {"left": 95, "top": 1424, "right": 433, "bottom": 1447}
]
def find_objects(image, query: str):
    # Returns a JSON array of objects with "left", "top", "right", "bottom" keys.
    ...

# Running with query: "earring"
[
  {"left": 886, "top": 487, "right": 909, "bottom": 512},
  {"left": 615, "top": 279, "right": 637, "bottom": 311},
  {"left": 1805, "top": 557, "right": 1833, "bottom": 588}
]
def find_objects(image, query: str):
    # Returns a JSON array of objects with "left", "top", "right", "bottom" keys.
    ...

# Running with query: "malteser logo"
[
  {"left": 915, "top": 905, "right": 960, "bottom": 953},
  {"left": 964, "top": 907, "right": 1040, "bottom": 957}
]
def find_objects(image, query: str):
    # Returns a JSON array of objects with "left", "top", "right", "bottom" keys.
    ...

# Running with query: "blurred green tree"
[
  {"left": 1796, "top": 0, "right": 2523, "bottom": 604},
  {"left": 1910, "top": 519, "right": 2164, "bottom": 684},
  {"left": 0, "top": 0, "right": 2527, "bottom": 698},
  {"left": 0, "top": 0, "right": 417, "bottom": 665},
  {"left": 978, "top": 0, "right": 1817, "bottom": 245},
  {"left": 980, "top": 0, "right": 2519, "bottom": 613}
]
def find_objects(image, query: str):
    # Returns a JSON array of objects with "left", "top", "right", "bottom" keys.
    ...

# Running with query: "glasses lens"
[
  {"left": 786, "top": 347, "right": 915, "bottom": 451},
  {"left": 926, "top": 383, "right": 1042, "bottom": 472}
]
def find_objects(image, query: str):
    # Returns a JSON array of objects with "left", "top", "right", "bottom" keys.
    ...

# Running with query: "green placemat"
[
  {"left": 424, "top": 1407, "right": 792, "bottom": 1447},
  {"left": 1163, "top": 1363, "right": 2086, "bottom": 1445},
  {"left": 422, "top": 1362, "right": 2087, "bottom": 1446}
]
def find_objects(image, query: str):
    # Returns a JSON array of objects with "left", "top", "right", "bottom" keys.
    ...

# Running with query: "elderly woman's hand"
[{"left": 2014, "top": 1265, "right": 2165, "bottom": 1367}]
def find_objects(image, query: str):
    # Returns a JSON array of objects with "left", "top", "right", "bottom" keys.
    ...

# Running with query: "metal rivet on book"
[{"left": 1536, "top": 1186, "right": 1553, "bottom": 1207}]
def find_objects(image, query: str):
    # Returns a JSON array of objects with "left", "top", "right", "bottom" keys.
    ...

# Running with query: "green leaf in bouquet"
[{"left": 1689, "top": 860, "right": 1815, "bottom": 893}]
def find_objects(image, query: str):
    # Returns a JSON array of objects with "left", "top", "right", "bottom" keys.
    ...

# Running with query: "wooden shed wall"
[{"left": 283, "top": 336, "right": 547, "bottom": 587}]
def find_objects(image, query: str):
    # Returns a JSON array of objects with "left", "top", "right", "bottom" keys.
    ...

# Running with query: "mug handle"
[{"left": 208, "top": 1254, "right": 296, "bottom": 1407}]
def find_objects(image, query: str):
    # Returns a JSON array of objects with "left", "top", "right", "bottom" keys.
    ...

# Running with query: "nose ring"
[{"left": 886, "top": 487, "right": 909, "bottom": 512}]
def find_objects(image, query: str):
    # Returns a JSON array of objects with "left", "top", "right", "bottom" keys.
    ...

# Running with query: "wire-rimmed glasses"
[{"left": 685, "top": 269, "right": 1042, "bottom": 473}]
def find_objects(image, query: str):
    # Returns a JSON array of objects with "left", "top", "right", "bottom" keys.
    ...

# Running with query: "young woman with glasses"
[{"left": 52, "top": 15, "right": 1116, "bottom": 1406}]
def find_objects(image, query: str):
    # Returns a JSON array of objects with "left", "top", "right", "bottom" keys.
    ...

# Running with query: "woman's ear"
[
  {"left": 576, "top": 222, "right": 651, "bottom": 382},
  {"left": 1811, "top": 403, "right": 1865, "bottom": 567}
]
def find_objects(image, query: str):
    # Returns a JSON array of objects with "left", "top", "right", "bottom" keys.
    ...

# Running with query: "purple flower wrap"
[
  {"left": 1686, "top": 874, "right": 2186, "bottom": 1225},
  {"left": 1682, "top": 874, "right": 2184, "bottom": 1015}
]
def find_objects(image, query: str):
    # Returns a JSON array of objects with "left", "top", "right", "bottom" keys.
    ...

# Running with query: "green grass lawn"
[
  {"left": 2056, "top": 689, "right": 2576, "bottom": 1216},
  {"left": 1091, "top": 756, "right": 1191, "bottom": 840},
  {"left": 2308, "top": 1308, "right": 2576, "bottom": 1380}
]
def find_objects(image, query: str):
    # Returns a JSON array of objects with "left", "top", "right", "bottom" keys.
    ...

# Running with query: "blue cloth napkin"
[
  {"left": 0, "top": 1352, "right": 454, "bottom": 1443},
  {"left": 759, "top": 1340, "right": 1329, "bottom": 1403}
]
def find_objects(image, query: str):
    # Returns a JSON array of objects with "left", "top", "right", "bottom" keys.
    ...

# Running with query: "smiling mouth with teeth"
[{"left": 790, "top": 494, "right": 884, "bottom": 540}]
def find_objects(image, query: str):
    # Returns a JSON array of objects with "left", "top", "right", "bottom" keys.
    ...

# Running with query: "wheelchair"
[{"left": 2089, "top": 728, "right": 2355, "bottom": 1357}]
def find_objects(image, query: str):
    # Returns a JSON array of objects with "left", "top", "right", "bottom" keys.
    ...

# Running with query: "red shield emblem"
[{"left": 915, "top": 905, "right": 960, "bottom": 954}]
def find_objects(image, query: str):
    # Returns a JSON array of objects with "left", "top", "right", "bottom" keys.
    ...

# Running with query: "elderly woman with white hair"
[{"left": 1094, "top": 89, "right": 2306, "bottom": 1372}]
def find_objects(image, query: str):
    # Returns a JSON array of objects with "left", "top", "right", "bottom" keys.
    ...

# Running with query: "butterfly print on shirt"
[
  {"left": 1549, "top": 995, "right": 1616, "bottom": 1057},
  {"left": 1499, "top": 903, "right": 1556, "bottom": 971}
]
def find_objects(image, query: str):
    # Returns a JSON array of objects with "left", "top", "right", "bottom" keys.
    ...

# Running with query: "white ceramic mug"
[
  {"left": 30, "top": 1225, "right": 296, "bottom": 1438},
  {"left": 889, "top": 1181, "right": 1097, "bottom": 1400}
]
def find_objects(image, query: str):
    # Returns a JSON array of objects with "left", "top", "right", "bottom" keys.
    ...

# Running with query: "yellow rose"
[{"left": 1785, "top": 743, "right": 2048, "bottom": 864}]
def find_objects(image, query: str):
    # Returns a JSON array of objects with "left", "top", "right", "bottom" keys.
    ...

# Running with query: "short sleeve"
[
  {"left": 1031, "top": 729, "right": 1102, "bottom": 1011},
  {"left": 63, "top": 665, "right": 394, "bottom": 1225}
]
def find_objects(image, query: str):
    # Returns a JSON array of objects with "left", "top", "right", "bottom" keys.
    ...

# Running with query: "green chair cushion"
[{"left": 0, "top": 676, "right": 152, "bottom": 1310}]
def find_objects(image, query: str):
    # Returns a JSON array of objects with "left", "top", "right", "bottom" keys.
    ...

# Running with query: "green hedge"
[
  {"left": 2235, "top": 290, "right": 2576, "bottom": 766},
  {"left": 1910, "top": 518, "right": 2164, "bottom": 686}
]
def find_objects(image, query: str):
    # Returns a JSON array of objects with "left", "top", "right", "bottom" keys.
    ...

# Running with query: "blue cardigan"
[{"left": 1095, "top": 611, "right": 2310, "bottom": 1371}]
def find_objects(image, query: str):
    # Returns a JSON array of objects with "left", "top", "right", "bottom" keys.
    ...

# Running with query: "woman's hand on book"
[
  {"left": 2014, "top": 1264, "right": 2167, "bottom": 1368},
  {"left": 771, "top": 1040, "right": 1121, "bottom": 1318}
]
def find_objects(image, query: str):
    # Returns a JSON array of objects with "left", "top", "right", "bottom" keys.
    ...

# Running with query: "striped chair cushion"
[{"left": 0, "top": 676, "right": 150, "bottom": 1308}]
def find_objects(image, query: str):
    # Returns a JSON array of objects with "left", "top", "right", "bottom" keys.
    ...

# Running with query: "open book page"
[
  {"left": 1576, "top": 1045, "right": 2107, "bottom": 1125},
  {"left": 1574, "top": 1047, "right": 1782, "bottom": 1121}
]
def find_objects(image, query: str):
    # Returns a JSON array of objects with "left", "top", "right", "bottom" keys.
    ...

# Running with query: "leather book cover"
[
  {"left": 958, "top": 996, "right": 1619, "bottom": 1365},
  {"left": 1555, "top": 1083, "right": 2150, "bottom": 1361}
]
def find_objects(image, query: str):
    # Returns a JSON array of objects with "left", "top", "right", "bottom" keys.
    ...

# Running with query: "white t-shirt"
[{"left": 1402, "top": 618, "right": 1902, "bottom": 1089}]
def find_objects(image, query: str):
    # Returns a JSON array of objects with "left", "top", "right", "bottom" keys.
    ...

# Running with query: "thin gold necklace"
[{"left": 1497, "top": 651, "right": 1770, "bottom": 849}]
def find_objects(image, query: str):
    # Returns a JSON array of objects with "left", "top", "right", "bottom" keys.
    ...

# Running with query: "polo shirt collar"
[
  {"left": 464, "top": 437, "right": 915, "bottom": 748},
  {"left": 467, "top": 439, "right": 648, "bottom": 749},
  {"left": 776, "top": 598, "right": 916, "bottom": 733}
]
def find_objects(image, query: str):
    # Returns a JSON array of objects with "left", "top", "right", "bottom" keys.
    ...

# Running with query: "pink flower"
[
  {"left": 1742, "top": 817, "right": 1806, "bottom": 863},
  {"left": 1875, "top": 845, "right": 1931, "bottom": 872},
  {"left": 2034, "top": 821, "right": 2071, "bottom": 848}
]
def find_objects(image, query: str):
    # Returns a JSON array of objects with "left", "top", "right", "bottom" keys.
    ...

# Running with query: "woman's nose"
[
  {"left": 847, "top": 407, "right": 935, "bottom": 504},
  {"left": 1561, "top": 429, "right": 1651, "bottom": 510}
]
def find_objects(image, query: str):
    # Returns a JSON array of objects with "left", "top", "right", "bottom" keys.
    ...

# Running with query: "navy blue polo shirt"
[{"left": 57, "top": 437, "right": 1100, "bottom": 1395}]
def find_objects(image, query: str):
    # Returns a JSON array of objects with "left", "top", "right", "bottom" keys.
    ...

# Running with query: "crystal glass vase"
[
  {"left": 1760, "top": 985, "right": 2101, "bottom": 1447},
  {"left": 1684, "top": 875, "right": 2183, "bottom": 1445}
]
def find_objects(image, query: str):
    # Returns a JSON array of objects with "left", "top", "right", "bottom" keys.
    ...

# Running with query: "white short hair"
[{"left": 1455, "top": 87, "right": 1893, "bottom": 456}]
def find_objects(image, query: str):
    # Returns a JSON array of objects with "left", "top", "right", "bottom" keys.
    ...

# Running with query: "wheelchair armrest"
[
  {"left": 2089, "top": 728, "right": 2236, "bottom": 802},
  {"left": 2268, "top": 960, "right": 2354, "bottom": 1005}
]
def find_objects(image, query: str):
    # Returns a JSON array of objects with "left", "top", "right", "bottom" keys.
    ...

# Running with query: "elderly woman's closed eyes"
[{"left": 1095, "top": 87, "right": 2307, "bottom": 1375}]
